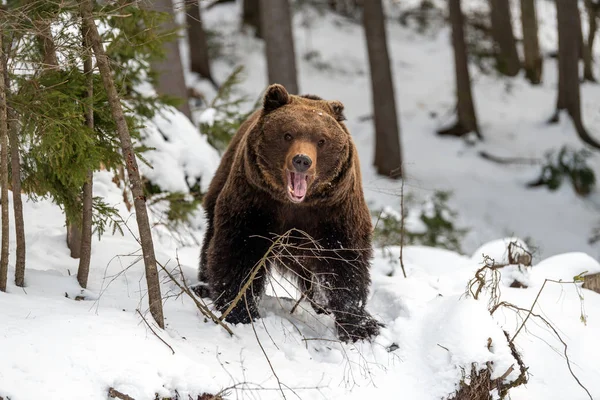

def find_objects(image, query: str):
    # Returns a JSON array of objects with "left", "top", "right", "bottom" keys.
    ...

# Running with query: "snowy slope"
[{"left": 2, "top": 180, "right": 600, "bottom": 399}]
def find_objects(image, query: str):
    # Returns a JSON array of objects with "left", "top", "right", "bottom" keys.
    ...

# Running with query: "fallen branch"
[
  {"left": 219, "top": 234, "right": 288, "bottom": 322},
  {"left": 494, "top": 302, "right": 592, "bottom": 400},
  {"left": 479, "top": 150, "right": 541, "bottom": 165},
  {"left": 245, "top": 295, "right": 288, "bottom": 400},
  {"left": 108, "top": 387, "right": 135, "bottom": 400},
  {"left": 157, "top": 260, "right": 234, "bottom": 336},
  {"left": 399, "top": 174, "right": 407, "bottom": 278},
  {"left": 136, "top": 309, "right": 175, "bottom": 355}
]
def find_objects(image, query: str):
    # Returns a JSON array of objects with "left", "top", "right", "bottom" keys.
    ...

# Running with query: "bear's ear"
[
  {"left": 263, "top": 84, "right": 291, "bottom": 113},
  {"left": 329, "top": 101, "right": 346, "bottom": 122}
]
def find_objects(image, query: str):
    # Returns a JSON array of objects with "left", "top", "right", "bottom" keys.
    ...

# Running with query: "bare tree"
[
  {"left": 77, "top": 25, "right": 94, "bottom": 289},
  {"left": 243, "top": 0, "right": 262, "bottom": 38},
  {"left": 260, "top": 0, "right": 298, "bottom": 94},
  {"left": 583, "top": 0, "right": 600, "bottom": 82},
  {"left": 489, "top": 0, "right": 521, "bottom": 76},
  {"left": 186, "top": 0, "right": 216, "bottom": 86},
  {"left": 554, "top": 0, "right": 600, "bottom": 149},
  {"left": 81, "top": 0, "right": 165, "bottom": 327},
  {"left": 520, "top": 0, "right": 542, "bottom": 84},
  {"left": 439, "top": 0, "right": 480, "bottom": 139},
  {"left": 150, "top": 0, "right": 192, "bottom": 120},
  {"left": 3, "top": 51, "right": 26, "bottom": 287},
  {"left": 8, "top": 111, "right": 25, "bottom": 287},
  {"left": 0, "top": 34, "right": 9, "bottom": 292},
  {"left": 363, "top": 0, "right": 402, "bottom": 177}
]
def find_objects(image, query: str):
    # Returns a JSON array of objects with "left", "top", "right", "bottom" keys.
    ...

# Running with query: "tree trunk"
[
  {"left": 8, "top": 108, "right": 25, "bottom": 287},
  {"left": 186, "top": 0, "right": 215, "bottom": 86},
  {"left": 0, "top": 34, "right": 9, "bottom": 292},
  {"left": 439, "top": 0, "right": 481, "bottom": 139},
  {"left": 583, "top": 0, "right": 599, "bottom": 82},
  {"left": 260, "top": 0, "right": 298, "bottom": 94},
  {"left": 77, "top": 26, "right": 94, "bottom": 289},
  {"left": 243, "top": 0, "right": 262, "bottom": 38},
  {"left": 35, "top": 22, "right": 59, "bottom": 70},
  {"left": 2, "top": 39, "right": 26, "bottom": 288},
  {"left": 67, "top": 223, "right": 82, "bottom": 258},
  {"left": 150, "top": 0, "right": 192, "bottom": 121},
  {"left": 555, "top": 0, "right": 600, "bottom": 149},
  {"left": 81, "top": 0, "right": 165, "bottom": 327},
  {"left": 520, "top": 0, "right": 542, "bottom": 84},
  {"left": 363, "top": 0, "right": 402, "bottom": 178},
  {"left": 489, "top": 0, "right": 521, "bottom": 77}
]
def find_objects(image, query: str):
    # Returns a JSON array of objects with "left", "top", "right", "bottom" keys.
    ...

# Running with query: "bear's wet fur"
[{"left": 199, "top": 84, "right": 381, "bottom": 342}]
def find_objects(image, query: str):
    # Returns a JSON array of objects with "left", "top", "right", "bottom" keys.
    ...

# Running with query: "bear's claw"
[{"left": 336, "top": 313, "right": 383, "bottom": 343}]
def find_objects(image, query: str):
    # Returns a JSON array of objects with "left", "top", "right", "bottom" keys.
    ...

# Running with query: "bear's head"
[{"left": 246, "top": 84, "right": 355, "bottom": 205}]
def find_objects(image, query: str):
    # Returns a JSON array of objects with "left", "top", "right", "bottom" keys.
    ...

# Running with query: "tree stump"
[{"left": 583, "top": 272, "right": 600, "bottom": 294}]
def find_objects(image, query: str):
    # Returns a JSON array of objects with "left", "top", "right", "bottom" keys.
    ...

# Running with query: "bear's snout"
[{"left": 292, "top": 154, "right": 312, "bottom": 172}]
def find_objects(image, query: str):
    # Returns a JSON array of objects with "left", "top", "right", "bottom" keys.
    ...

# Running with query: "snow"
[
  {"left": 2, "top": 178, "right": 600, "bottom": 399},
  {"left": 2, "top": 1, "right": 600, "bottom": 399},
  {"left": 140, "top": 107, "right": 220, "bottom": 194}
]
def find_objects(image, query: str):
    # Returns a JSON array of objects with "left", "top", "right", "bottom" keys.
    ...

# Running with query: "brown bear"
[{"left": 199, "top": 84, "right": 381, "bottom": 342}]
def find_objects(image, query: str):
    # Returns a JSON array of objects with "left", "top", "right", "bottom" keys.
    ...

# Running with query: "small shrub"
[
  {"left": 199, "top": 66, "right": 255, "bottom": 154},
  {"left": 373, "top": 191, "right": 468, "bottom": 253},
  {"left": 528, "top": 146, "right": 596, "bottom": 196}
]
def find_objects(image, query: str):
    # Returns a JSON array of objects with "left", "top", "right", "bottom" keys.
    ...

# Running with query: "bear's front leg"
[
  {"left": 206, "top": 206, "right": 274, "bottom": 325},
  {"left": 321, "top": 257, "right": 382, "bottom": 343},
  {"left": 315, "top": 226, "right": 382, "bottom": 343}
]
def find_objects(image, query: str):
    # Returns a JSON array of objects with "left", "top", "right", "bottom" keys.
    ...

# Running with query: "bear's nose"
[{"left": 292, "top": 154, "right": 312, "bottom": 172}]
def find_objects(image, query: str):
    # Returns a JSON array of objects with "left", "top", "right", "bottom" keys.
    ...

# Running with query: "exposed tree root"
[{"left": 447, "top": 333, "right": 527, "bottom": 400}]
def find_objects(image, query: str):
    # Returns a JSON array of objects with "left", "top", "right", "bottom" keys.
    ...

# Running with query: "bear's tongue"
[{"left": 292, "top": 172, "right": 307, "bottom": 198}]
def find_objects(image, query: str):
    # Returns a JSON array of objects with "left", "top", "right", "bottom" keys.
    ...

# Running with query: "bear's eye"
[
  {"left": 318, "top": 139, "right": 326, "bottom": 147},
  {"left": 284, "top": 133, "right": 293, "bottom": 141}
]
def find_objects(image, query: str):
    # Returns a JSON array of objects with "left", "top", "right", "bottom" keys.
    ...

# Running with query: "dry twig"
[{"left": 136, "top": 309, "right": 175, "bottom": 355}]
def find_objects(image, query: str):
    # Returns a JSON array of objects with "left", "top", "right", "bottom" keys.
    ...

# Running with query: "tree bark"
[
  {"left": 520, "top": 0, "right": 542, "bottom": 84},
  {"left": 583, "top": 0, "right": 599, "bottom": 82},
  {"left": 0, "top": 34, "right": 9, "bottom": 292},
  {"left": 260, "top": 0, "right": 298, "bottom": 94},
  {"left": 35, "top": 22, "right": 59, "bottom": 70},
  {"left": 583, "top": 272, "right": 600, "bottom": 294},
  {"left": 77, "top": 25, "right": 94, "bottom": 289},
  {"left": 186, "top": 0, "right": 215, "bottom": 86},
  {"left": 8, "top": 108, "right": 25, "bottom": 287},
  {"left": 243, "top": 0, "right": 262, "bottom": 38},
  {"left": 555, "top": 0, "right": 600, "bottom": 149},
  {"left": 439, "top": 0, "right": 481, "bottom": 139},
  {"left": 81, "top": 0, "right": 165, "bottom": 327},
  {"left": 150, "top": 0, "right": 192, "bottom": 120},
  {"left": 489, "top": 0, "right": 521, "bottom": 77},
  {"left": 67, "top": 223, "right": 82, "bottom": 258},
  {"left": 363, "top": 0, "right": 402, "bottom": 178},
  {"left": 2, "top": 38, "right": 26, "bottom": 288}
]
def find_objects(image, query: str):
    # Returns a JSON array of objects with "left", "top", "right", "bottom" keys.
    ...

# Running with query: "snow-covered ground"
[
  {"left": 2, "top": 182, "right": 600, "bottom": 399},
  {"left": 2, "top": 1, "right": 600, "bottom": 399}
]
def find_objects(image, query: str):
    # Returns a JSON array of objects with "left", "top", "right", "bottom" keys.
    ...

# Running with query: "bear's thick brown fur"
[{"left": 199, "top": 84, "right": 381, "bottom": 342}]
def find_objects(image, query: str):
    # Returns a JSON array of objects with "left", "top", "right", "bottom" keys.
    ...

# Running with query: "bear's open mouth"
[{"left": 287, "top": 171, "right": 309, "bottom": 203}]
